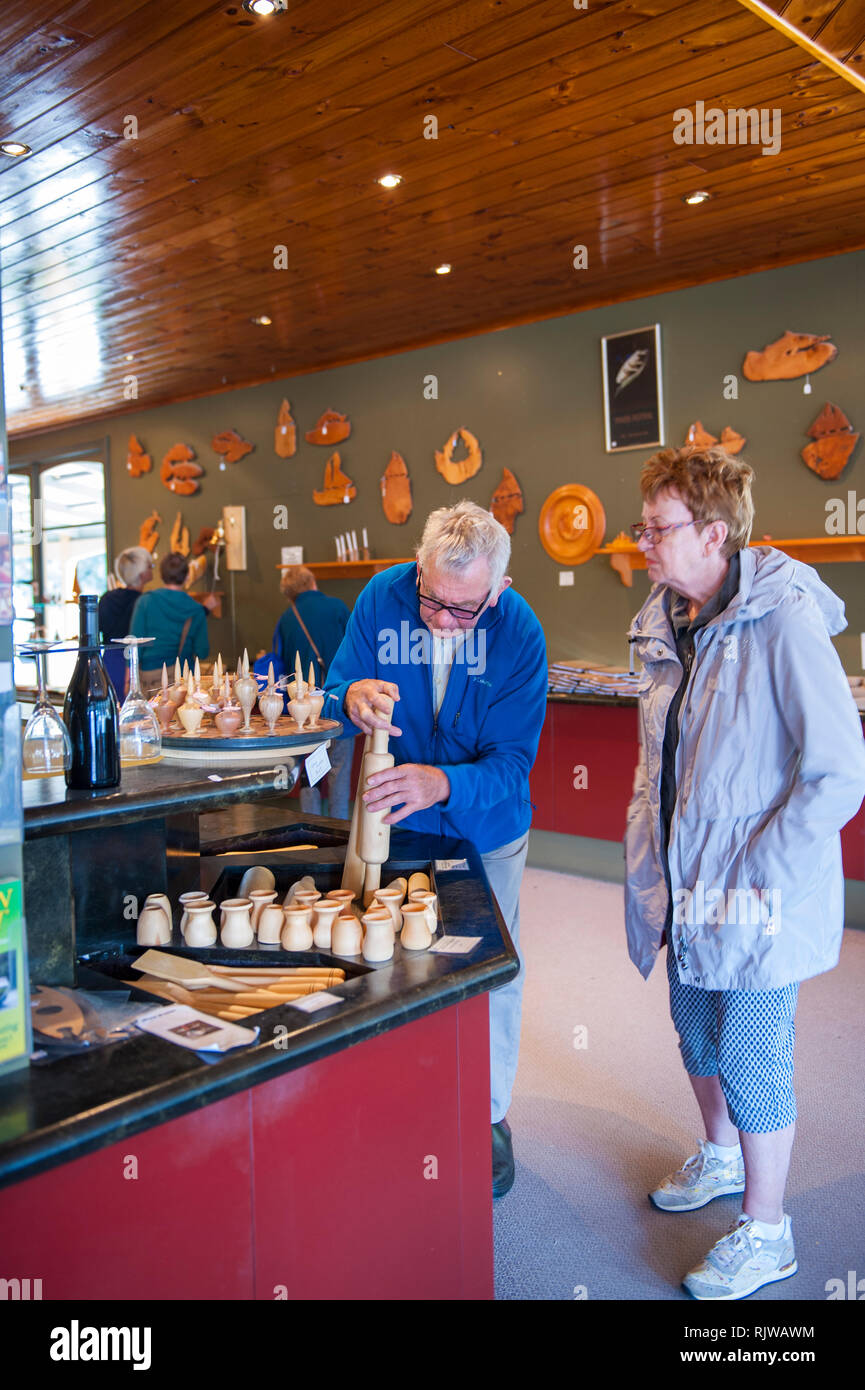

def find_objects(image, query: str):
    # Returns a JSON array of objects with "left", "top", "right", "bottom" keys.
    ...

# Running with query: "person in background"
[
  {"left": 275, "top": 565, "right": 354, "bottom": 820},
  {"left": 130, "top": 551, "right": 216, "bottom": 688},
  {"left": 98, "top": 547, "right": 154, "bottom": 698},
  {"left": 625, "top": 444, "right": 865, "bottom": 1300},
  {"left": 325, "top": 501, "right": 548, "bottom": 1198}
]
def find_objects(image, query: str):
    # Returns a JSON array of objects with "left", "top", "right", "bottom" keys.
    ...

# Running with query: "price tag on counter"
[
  {"left": 286, "top": 991, "right": 346, "bottom": 1013},
  {"left": 429, "top": 935, "right": 482, "bottom": 955},
  {"left": 304, "top": 742, "right": 331, "bottom": 788},
  {"left": 434, "top": 858, "right": 469, "bottom": 872}
]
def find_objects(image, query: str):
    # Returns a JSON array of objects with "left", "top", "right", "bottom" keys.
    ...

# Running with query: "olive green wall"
[{"left": 11, "top": 248, "right": 865, "bottom": 672}]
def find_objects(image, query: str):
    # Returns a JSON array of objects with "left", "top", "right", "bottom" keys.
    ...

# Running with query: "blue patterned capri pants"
[{"left": 666, "top": 941, "right": 799, "bottom": 1133}]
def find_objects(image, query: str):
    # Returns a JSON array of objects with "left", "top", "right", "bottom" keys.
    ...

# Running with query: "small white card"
[
  {"left": 429, "top": 935, "right": 482, "bottom": 955},
  {"left": 286, "top": 991, "right": 345, "bottom": 1013},
  {"left": 434, "top": 858, "right": 469, "bottom": 872},
  {"left": 136, "top": 1004, "right": 259, "bottom": 1051},
  {"left": 281, "top": 546, "right": 303, "bottom": 565},
  {"left": 305, "top": 742, "right": 331, "bottom": 787}
]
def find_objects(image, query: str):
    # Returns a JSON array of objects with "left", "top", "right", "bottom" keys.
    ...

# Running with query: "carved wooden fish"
[
  {"left": 490, "top": 468, "right": 524, "bottom": 535},
  {"left": 380, "top": 451, "right": 412, "bottom": 524},
  {"left": 743, "top": 331, "right": 837, "bottom": 382},
  {"left": 127, "top": 434, "right": 152, "bottom": 477},
  {"left": 212, "top": 429, "right": 254, "bottom": 464},
  {"left": 274, "top": 399, "right": 297, "bottom": 457},
  {"left": 801, "top": 402, "right": 859, "bottom": 479},
  {"left": 161, "top": 444, "right": 202, "bottom": 496}
]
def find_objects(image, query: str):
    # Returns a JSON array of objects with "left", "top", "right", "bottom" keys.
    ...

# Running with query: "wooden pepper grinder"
[{"left": 358, "top": 696, "right": 395, "bottom": 906}]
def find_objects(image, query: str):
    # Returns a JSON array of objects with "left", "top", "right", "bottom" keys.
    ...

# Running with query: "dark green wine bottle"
[{"left": 63, "top": 595, "right": 121, "bottom": 789}]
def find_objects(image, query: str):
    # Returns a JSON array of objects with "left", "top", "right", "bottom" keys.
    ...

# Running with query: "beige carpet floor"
[{"left": 493, "top": 868, "right": 865, "bottom": 1301}]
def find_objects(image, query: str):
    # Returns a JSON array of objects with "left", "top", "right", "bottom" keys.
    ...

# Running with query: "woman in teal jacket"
[{"left": 130, "top": 551, "right": 212, "bottom": 683}]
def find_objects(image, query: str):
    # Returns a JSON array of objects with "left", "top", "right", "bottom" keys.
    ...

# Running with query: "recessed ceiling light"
[
  {"left": 1, "top": 142, "right": 31, "bottom": 158},
  {"left": 242, "top": 0, "right": 279, "bottom": 14},
  {"left": 434, "top": 263, "right": 452, "bottom": 275},
  {"left": 125, "top": 353, "right": 135, "bottom": 361},
  {"left": 683, "top": 190, "right": 711, "bottom": 205},
  {"left": 378, "top": 174, "right": 402, "bottom": 189},
  {"left": 251, "top": 314, "right": 272, "bottom": 325}
]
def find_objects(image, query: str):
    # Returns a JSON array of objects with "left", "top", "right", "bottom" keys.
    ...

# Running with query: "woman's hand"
[{"left": 344, "top": 679, "right": 401, "bottom": 736}]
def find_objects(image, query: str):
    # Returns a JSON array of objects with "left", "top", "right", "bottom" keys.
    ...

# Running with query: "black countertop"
[
  {"left": 0, "top": 830, "right": 518, "bottom": 1192},
  {"left": 23, "top": 762, "right": 299, "bottom": 837}
]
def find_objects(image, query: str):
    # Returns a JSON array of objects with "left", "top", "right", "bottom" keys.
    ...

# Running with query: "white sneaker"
[
  {"left": 683, "top": 1215, "right": 798, "bottom": 1301},
  {"left": 650, "top": 1139, "right": 745, "bottom": 1211}
]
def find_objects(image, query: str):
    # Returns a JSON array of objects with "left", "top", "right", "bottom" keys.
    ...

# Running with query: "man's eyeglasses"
[
  {"left": 416, "top": 568, "right": 491, "bottom": 621},
  {"left": 630, "top": 519, "right": 714, "bottom": 544}
]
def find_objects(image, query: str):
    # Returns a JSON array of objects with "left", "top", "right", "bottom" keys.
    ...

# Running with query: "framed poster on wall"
[{"left": 601, "top": 324, "right": 664, "bottom": 453}]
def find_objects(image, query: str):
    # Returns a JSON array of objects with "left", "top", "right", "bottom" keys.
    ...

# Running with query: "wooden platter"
[
  {"left": 538, "top": 485, "right": 606, "bottom": 565},
  {"left": 160, "top": 715, "right": 342, "bottom": 765}
]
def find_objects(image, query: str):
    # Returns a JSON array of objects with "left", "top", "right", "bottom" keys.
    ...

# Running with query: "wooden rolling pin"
[
  {"left": 208, "top": 973, "right": 347, "bottom": 984},
  {"left": 341, "top": 733, "right": 370, "bottom": 899},
  {"left": 182, "top": 987, "right": 327, "bottom": 1008}
]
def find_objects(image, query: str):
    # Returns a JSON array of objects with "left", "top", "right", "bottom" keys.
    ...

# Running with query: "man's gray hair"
[
  {"left": 115, "top": 546, "right": 152, "bottom": 587},
  {"left": 417, "top": 500, "right": 511, "bottom": 589}
]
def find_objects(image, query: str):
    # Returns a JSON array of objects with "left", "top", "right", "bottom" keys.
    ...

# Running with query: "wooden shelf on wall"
[
  {"left": 276, "top": 558, "right": 414, "bottom": 581},
  {"left": 598, "top": 534, "right": 865, "bottom": 586}
]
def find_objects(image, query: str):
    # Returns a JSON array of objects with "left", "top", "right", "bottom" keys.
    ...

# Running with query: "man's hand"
[
  {"left": 363, "top": 763, "right": 450, "bottom": 825},
  {"left": 202, "top": 593, "right": 220, "bottom": 613},
  {"left": 344, "top": 679, "right": 401, "bottom": 736}
]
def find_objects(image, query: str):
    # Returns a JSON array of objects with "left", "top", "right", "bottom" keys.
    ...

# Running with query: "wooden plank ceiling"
[{"left": 2, "top": 0, "right": 865, "bottom": 437}]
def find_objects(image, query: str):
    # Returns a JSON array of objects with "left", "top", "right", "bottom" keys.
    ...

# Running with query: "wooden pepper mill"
[{"left": 358, "top": 696, "right": 395, "bottom": 906}]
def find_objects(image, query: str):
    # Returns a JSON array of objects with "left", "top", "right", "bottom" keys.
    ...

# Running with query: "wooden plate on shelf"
[
  {"left": 538, "top": 485, "right": 606, "bottom": 565},
  {"left": 160, "top": 715, "right": 342, "bottom": 765}
]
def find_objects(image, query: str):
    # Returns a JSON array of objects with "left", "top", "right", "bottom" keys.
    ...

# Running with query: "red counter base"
[{"left": 0, "top": 995, "right": 493, "bottom": 1300}]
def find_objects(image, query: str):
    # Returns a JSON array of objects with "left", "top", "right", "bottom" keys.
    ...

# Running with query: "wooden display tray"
[{"left": 161, "top": 715, "right": 342, "bottom": 765}]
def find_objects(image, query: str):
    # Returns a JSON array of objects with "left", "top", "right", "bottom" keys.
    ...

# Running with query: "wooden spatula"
[
  {"left": 132, "top": 949, "right": 248, "bottom": 992},
  {"left": 32, "top": 986, "right": 86, "bottom": 1040}
]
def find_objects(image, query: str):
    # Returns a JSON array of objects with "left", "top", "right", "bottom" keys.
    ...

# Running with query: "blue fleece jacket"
[{"left": 324, "top": 563, "right": 548, "bottom": 853}]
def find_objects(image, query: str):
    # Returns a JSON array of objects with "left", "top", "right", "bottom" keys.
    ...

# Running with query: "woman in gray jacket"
[{"left": 625, "top": 444, "right": 865, "bottom": 1301}]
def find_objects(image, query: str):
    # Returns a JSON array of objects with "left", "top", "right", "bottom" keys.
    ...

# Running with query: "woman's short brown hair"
[
  {"left": 640, "top": 445, "right": 755, "bottom": 556},
  {"left": 280, "top": 565, "right": 316, "bottom": 601},
  {"left": 160, "top": 551, "right": 190, "bottom": 586}
]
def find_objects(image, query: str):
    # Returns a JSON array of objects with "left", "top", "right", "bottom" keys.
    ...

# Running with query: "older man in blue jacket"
[{"left": 325, "top": 501, "right": 547, "bottom": 1196}]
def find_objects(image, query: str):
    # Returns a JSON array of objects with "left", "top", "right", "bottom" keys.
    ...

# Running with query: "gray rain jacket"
[{"left": 624, "top": 546, "right": 865, "bottom": 991}]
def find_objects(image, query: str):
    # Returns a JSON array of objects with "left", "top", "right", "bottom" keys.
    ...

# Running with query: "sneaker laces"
[
  {"left": 678, "top": 1142, "right": 713, "bottom": 1187},
  {"left": 708, "top": 1218, "right": 759, "bottom": 1271}
]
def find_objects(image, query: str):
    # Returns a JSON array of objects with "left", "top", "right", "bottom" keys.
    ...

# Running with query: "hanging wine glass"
[
  {"left": 112, "top": 636, "right": 163, "bottom": 767},
  {"left": 21, "top": 642, "right": 72, "bottom": 778}
]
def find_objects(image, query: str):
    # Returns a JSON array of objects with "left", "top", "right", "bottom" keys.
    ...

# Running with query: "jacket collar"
[{"left": 628, "top": 544, "right": 849, "bottom": 653}]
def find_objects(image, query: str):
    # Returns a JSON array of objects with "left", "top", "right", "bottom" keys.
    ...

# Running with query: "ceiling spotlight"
[
  {"left": 434, "top": 263, "right": 452, "bottom": 275},
  {"left": 1, "top": 142, "right": 31, "bottom": 158},
  {"left": 378, "top": 174, "right": 402, "bottom": 189},
  {"left": 683, "top": 190, "right": 711, "bottom": 205},
  {"left": 125, "top": 353, "right": 135, "bottom": 361},
  {"left": 251, "top": 314, "right": 272, "bottom": 325},
  {"left": 242, "top": 0, "right": 279, "bottom": 14}
]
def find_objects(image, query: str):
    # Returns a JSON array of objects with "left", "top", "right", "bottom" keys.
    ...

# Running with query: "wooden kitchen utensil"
[
  {"left": 132, "top": 949, "right": 251, "bottom": 992},
  {"left": 341, "top": 733, "right": 370, "bottom": 898},
  {"left": 31, "top": 986, "right": 87, "bottom": 1040}
]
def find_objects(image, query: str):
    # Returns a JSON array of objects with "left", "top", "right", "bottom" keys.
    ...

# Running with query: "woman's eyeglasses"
[
  {"left": 630, "top": 519, "right": 714, "bottom": 544},
  {"left": 416, "top": 568, "right": 491, "bottom": 621}
]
